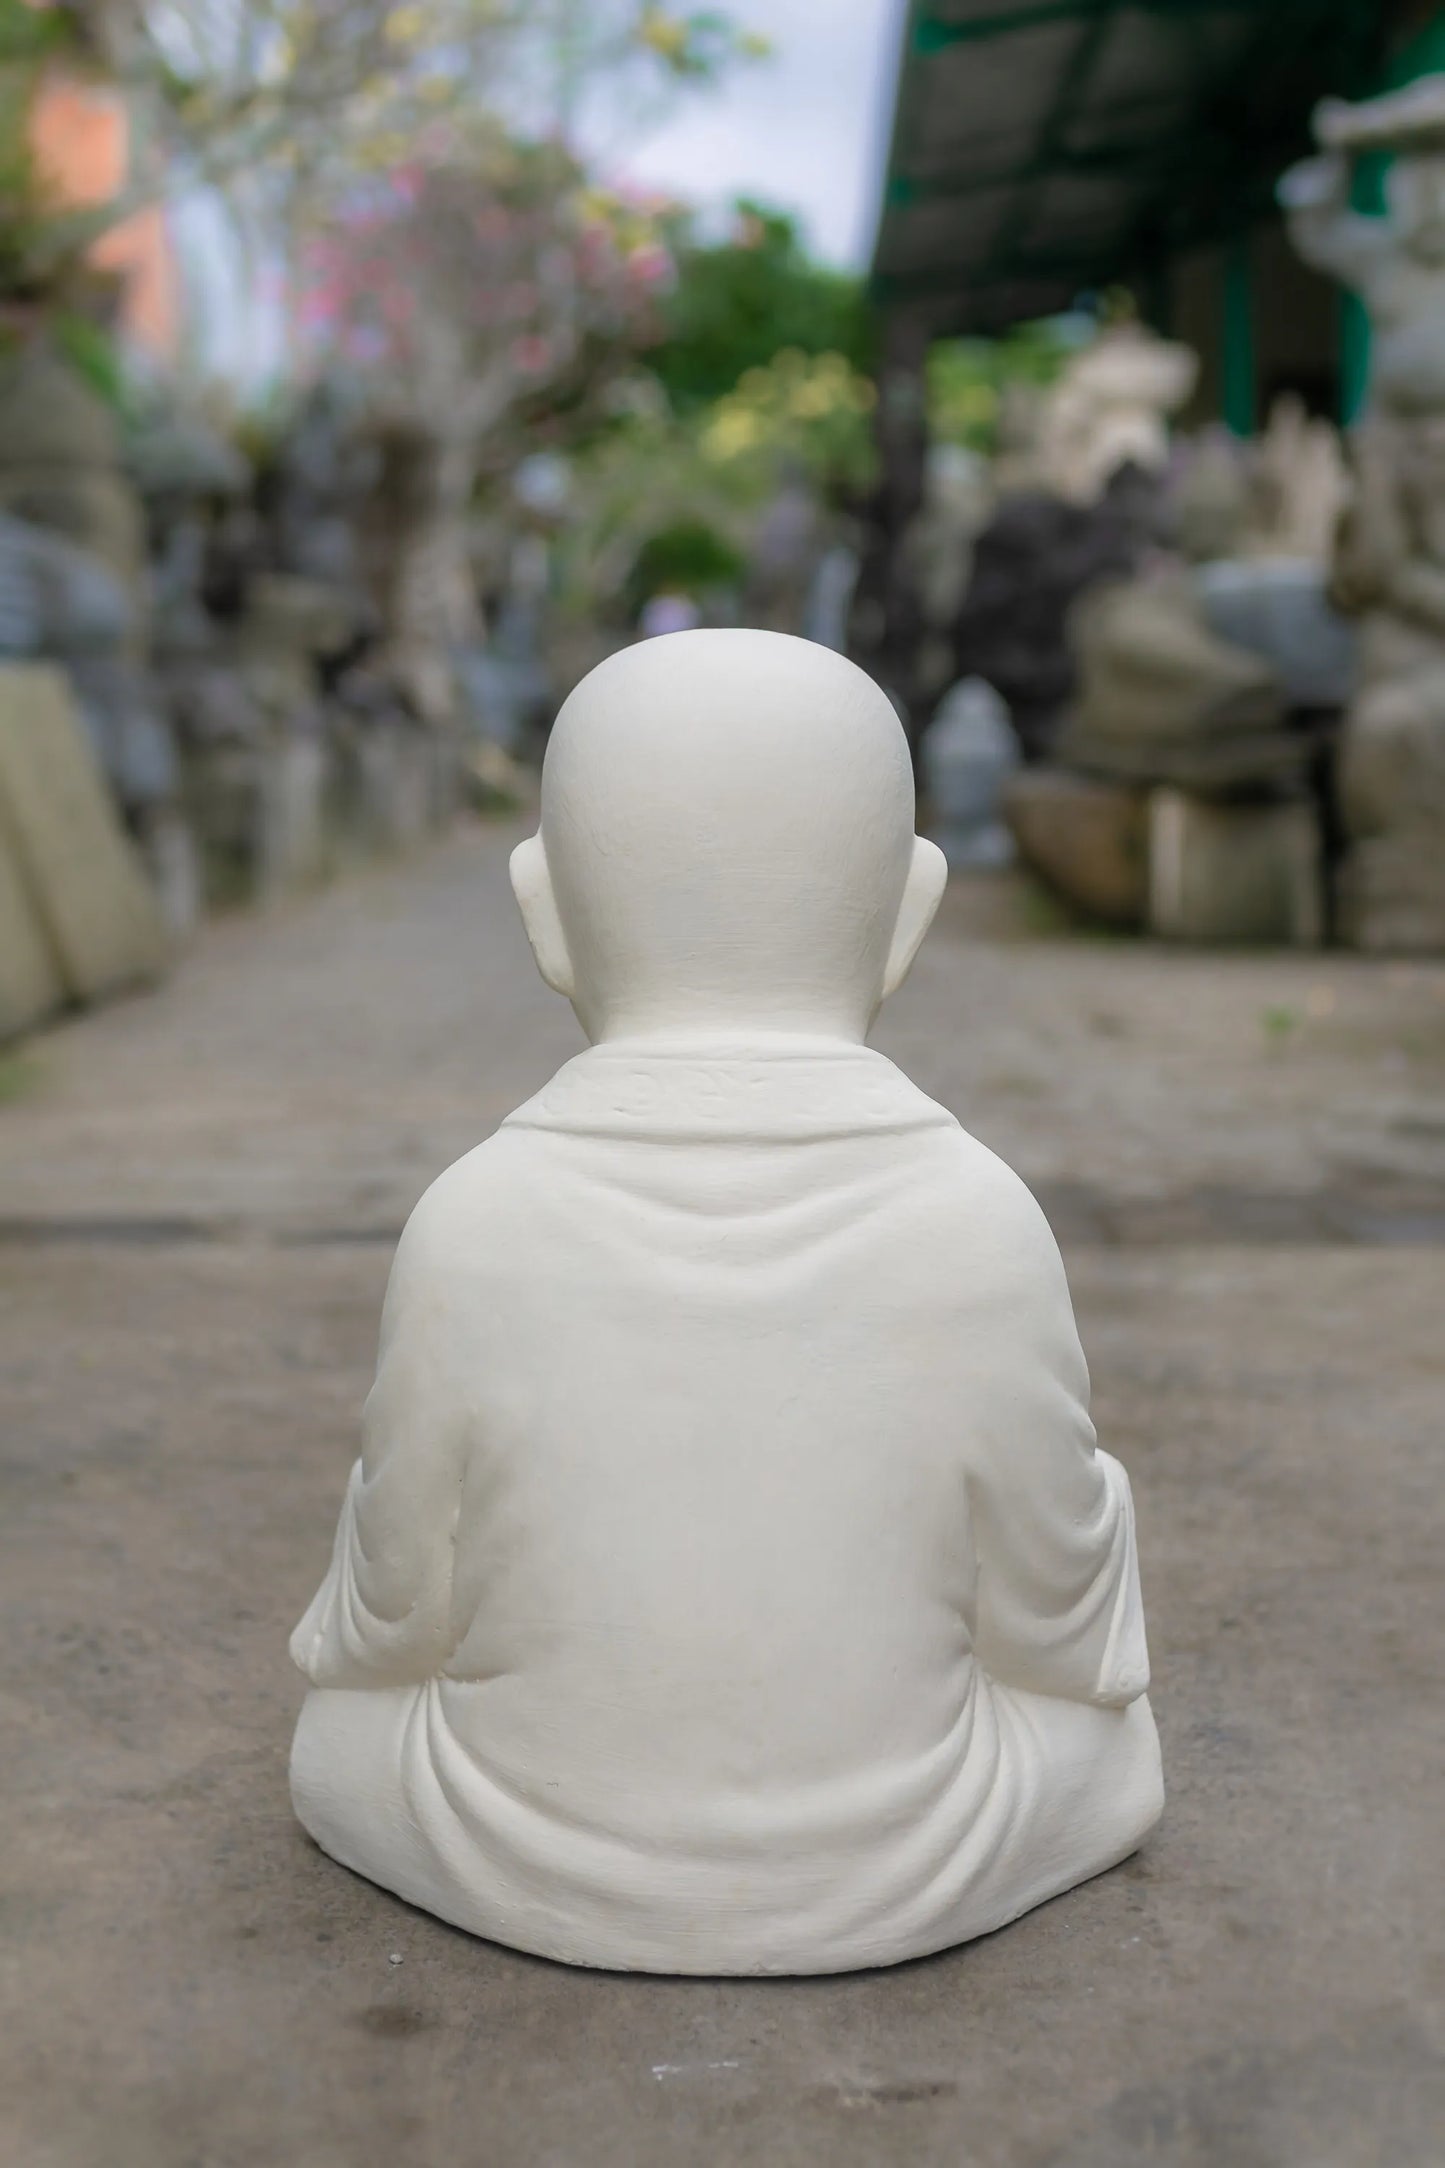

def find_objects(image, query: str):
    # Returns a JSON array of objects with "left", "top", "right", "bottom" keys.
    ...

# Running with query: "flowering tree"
[
  {"left": 11, "top": 1, "right": 758, "bottom": 282},
  {"left": 298, "top": 143, "right": 671, "bottom": 469}
]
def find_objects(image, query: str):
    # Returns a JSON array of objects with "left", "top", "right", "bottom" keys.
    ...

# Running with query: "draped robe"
[{"left": 291, "top": 1040, "right": 1162, "bottom": 1973}]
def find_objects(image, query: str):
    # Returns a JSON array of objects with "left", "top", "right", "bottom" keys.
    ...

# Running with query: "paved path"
[{"left": 3, "top": 823, "right": 1443, "bottom": 2166}]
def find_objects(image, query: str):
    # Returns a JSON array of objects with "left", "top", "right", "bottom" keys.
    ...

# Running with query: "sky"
[{"left": 616, "top": 0, "right": 904, "bottom": 268}]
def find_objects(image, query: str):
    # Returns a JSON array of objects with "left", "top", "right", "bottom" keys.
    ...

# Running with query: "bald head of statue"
[{"left": 510, "top": 630, "right": 947, "bottom": 1044}]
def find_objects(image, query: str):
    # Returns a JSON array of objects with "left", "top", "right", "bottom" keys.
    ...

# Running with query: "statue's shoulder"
[
  {"left": 392, "top": 1127, "right": 538, "bottom": 1275},
  {"left": 913, "top": 1119, "right": 1067, "bottom": 1290}
]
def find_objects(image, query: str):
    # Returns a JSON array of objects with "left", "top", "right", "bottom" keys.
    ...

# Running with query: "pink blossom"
[{"left": 511, "top": 335, "right": 551, "bottom": 376}]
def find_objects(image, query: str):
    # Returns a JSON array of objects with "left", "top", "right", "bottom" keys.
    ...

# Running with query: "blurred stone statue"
[
  {"left": 992, "top": 380, "right": 1048, "bottom": 496},
  {"left": 1035, "top": 324, "right": 1198, "bottom": 506},
  {"left": 1249, "top": 394, "right": 1348, "bottom": 564},
  {"left": 263, "top": 378, "right": 372, "bottom": 593},
  {"left": 898, "top": 444, "right": 992, "bottom": 707},
  {"left": 1281, "top": 77, "right": 1445, "bottom": 421},
  {"left": 0, "top": 346, "right": 197, "bottom": 928},
  {"left": 922, "top": 675, "right": 1018, "bottom": 867},
  {"left": 1057, "top": 569, "right": 1300, "bottom": 796},
  {"left": 1171, "top": 402, "right": 1346, "bottom": 569},
  {"left": 1173, "top": 427, "right": 1253, "bottom": 565},
  {"left": 744, "top": 460, "right": 823, "bottom": 635},
  {"left": 952, "top": 461, "right": 1168, "bottom": 760},
  {"left": 1324, "top": 412, "right": 1445, "bottom": 946},
  {"left": 1281, "top": 77, "right": 1445, "bottom": 946},
  {"left": 0, "top": 342, "right": 147, "bottom": 613}
]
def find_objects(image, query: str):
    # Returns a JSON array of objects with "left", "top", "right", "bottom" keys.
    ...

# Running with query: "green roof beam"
[
  {"left": 897, "top": 140, "right": 1167, "bottom": 202},
  {"left": 982, "top": 0, "right": 1119, "bottom": 274},
  {"left": 913, "top": 0, "right": 1259, "bottom": 52}
]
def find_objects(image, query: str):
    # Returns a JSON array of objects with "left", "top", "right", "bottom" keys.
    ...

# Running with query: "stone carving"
[
  {"left": 1196, "top": 557, "right": 1356, "bottom": 712},
  {"left": 1175, "top": 402, "right": 1349, "bottom": 571},
  {"left": 898, "top": 444, "right": 992, "bottom": 707},
  {"left": 1281, "top": 77, "right": 1445, "bottom": 421},
  {"left": 1325, "top": 411, "right": 1445, "bottom": 946},
  {"left": 1281, "top": 77, "right": 1445, "bottom": 948},
  {"left": 1035, "top": 324, "right": 1197, "bottom": 507},
  {"left": 1173, "top": 427, "right": 1254, "bottom": 566},
  {"left": 1248, "top": 394, "right": 1349, "bottom": 565},
  {"left": 922, "top": 675, "right": 1018, "bottom": 868},
  {"left": 290, "top": 631, "right": 1162, "bottom": 1974},
  {"left": 1003, "top": 767, "right": 1149, "bottom": 928},
  {"left": 951, "top": 463, "right": 1167, "bottom": 761},
  {"left": 0, "top": 344, "right": 147, "bottom": 611},
  {"left": 0, "top": 420, "right": 192, "bottom": 935},
  {"left": 1057, "top": 571, "right": 1304, "bottom": 796}
]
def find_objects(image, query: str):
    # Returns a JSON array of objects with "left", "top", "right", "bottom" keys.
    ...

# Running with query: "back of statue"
[{"left": 289, "top": 631, "right": 1162, "bottom": 1973}]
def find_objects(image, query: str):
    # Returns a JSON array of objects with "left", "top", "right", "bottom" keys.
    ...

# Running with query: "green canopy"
[{"left": 871, "top": 0, "right": 1413, "bottom": 331}]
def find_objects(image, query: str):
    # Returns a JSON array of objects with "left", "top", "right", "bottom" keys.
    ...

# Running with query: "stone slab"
[
  {"left": 0, "top": 663, "right": 165, "bottom": 1001},
  {"left": 1337, "top": 833, "right": 1445, "bottom": 954},
  {"left": 0, "top": 818, "right": 63, "bottom": 1039},
  {"left": 1004, "top": 766, "right": 1148, "bottom": 926},
  {"left": 1148, "top": 790, "right": 1323, "bottom": 947}
]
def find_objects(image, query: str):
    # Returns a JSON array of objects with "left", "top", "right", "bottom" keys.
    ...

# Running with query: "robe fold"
[{"left": 291, "top": 1039, "right": 1161, "bottom": 1973}]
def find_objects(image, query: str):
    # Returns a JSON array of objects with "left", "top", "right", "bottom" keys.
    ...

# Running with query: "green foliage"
[
  {"left": 635, "top": 5, "right": 770, "bottom": 77},
  {"left": 0, "top": 40, "right": 58, "bottom": 298},
  {"left": 558, "top": 339, "right": 875, "bottom": 630},
  {"left": 625, "top": 516, "right": 744, "bottom": 609},
  {"left": 698, "top": 346, "right": 875, "bottom": 495},
  {"left": 53, "top": 312, "right": 125, "bottom": 408},
  {"left": 0, "top": 0, "right": 79, "bottom": 66},
  {"left": 928, "top": 320, "right": 1075, "bottom": 453},
  {"left": 1261, "top": 1005, "right": 1301, "bottom": 1043},
  {"left": 649, "top": 201, "right": 870, "bottom": 410}
]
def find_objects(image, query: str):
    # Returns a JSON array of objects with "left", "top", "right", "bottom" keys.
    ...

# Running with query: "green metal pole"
[
  {"left": 1340, "top": 294, "right": 1371, "bottom": 425},
  {"left": 1222, "top": 236, "right": 1256, "bottom": 437}
]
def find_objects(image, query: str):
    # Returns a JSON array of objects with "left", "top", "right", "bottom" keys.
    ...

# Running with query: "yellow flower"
[
  {"left": 637, "top": 6, "right": 689, "bottom": 60},
  {"left": 702, "top": 407, "right": 762, "bottom": 461},
  {"left": 384, "top": 6, "right": 427, "bottom": 45}
]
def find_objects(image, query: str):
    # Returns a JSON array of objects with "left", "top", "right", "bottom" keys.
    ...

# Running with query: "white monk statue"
[{"left": 290, "top": 630, "right": 1163, "bottom": 1973}]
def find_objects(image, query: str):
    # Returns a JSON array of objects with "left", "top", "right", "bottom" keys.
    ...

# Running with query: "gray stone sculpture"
[
  {"left": 951, "top": 463, "right": 1167, "bottom": 761},
  {"left": 1281, "top": 76, "right": 1445, "bottom": 947},
  {"left": 1055, "top": 572, "right": 1302, "bottom": 796},
  {"left": 922, "top": 676, "right": 1018, "bottom": 868}
]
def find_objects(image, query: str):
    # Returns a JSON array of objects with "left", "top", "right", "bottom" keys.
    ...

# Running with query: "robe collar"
[{"left": 504, "top": 1039, "right": 957, "bottom": 1146}]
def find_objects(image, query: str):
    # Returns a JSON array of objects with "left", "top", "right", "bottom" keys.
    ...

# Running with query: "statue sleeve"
[
  {"left": 290, "top": 1209, "right": 468, "bottom": 1688},
  {"left": 965, "top": 1224, "right": 1151, "bottom": 1709},
  {"left": 1287, "top": 203, "right": 1388, "bottom": 295}
]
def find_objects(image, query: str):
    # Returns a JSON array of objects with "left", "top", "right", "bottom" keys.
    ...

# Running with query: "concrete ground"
[{"left": 2, "top": 821, "right": 1443, "bottom": 2167}]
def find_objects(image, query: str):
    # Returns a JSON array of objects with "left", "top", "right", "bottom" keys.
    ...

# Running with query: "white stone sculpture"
[
  {"left": 290, "top": 630, "right": 1163, "bottom": 1973},
  {"left": 1280, "top": 76, "right": 1445, "bottom": 420},
  {"left": 1247, "top": 393, "right": 1349, "bottom": 565},
  {"left": 1281, "top": 79, "right": 1445, "bottom": 948},
  {"left": 1035, "top": 323, "right": 1198, "bottom": 506}
]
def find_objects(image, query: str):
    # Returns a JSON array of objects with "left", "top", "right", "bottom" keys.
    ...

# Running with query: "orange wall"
[{"left": 28, "top": 73, "right": 179, "bottom": 357}]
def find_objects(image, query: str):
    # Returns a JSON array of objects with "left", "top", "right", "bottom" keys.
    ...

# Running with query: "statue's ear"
[
  {"left": 881, "top": 836, "right": 947, "bottom": 999},
  {"left": 509, "top": 833, "right": 576, "bottom": 1000}
]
